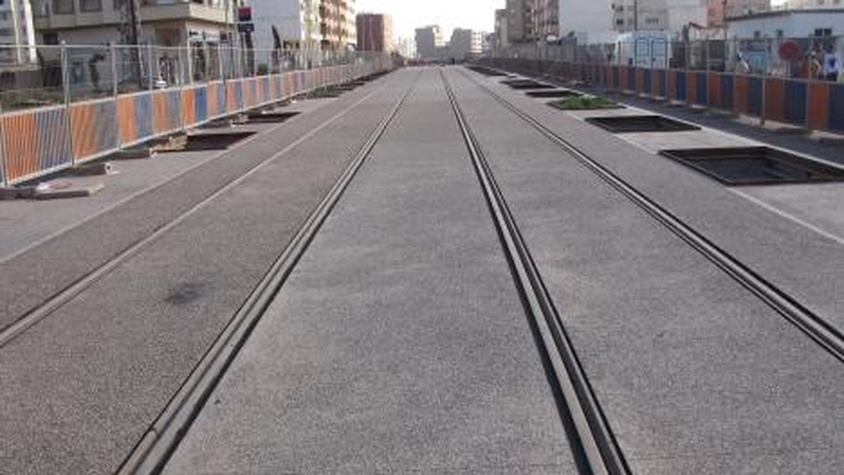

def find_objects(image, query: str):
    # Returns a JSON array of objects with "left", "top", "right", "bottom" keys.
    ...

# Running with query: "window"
[
  {"left": 814, "top": 28, "right": 832, "bottom": 37},
  {"left": 52, "top": 0, "right": 74, "bottom": 14},
  {"left": 80, "top": 0, "right": 102, "bottom": 12}
]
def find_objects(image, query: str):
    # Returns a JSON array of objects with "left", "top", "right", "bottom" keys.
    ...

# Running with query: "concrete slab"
[
  {"left": 164, "top": 68, "right": 578, "bottom": 474},
  {"left": 450, "top": 67, "right": 844, "bottom": 474},
  {"left": 0, "top": 70, "right": 413, "bottom": 475},
  {"left": 0, "top": 71, "right": 398, "bottom": 332},
  {"left": 470, "top": 66, "right": 844, "bottom": 334}
]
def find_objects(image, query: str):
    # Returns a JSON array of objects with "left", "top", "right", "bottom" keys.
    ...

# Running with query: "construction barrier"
[
  {"left": 0, "top": 57, "right": 391, "bottom": 186},
  {"left": 483, "top": 57, "right": 844, "bottom": 137}
]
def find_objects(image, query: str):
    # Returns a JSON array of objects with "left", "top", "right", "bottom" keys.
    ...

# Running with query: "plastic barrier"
[
  {"left": 481, "top": 57, "right": 844, "bottom": 136},
  {"left": 0, "top": 60, "right": 389, "bottom": 185}
]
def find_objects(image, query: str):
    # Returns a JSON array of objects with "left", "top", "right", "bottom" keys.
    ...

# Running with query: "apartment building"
[
  {"left": 356, "top": 13, "right": 392, "bottom": 52},
  {"left": 449, "top": 28, "right": 482, "bottom": 59},
  {"left": 528, "top": 0, "right": 559, "bottom": 40},
  {"left": 612, "top": 0, "right": 708, "bottom": 32},
  {"left": 708, "top": 0, "right": 771, "bottom": 26},
  {"left": 318, "top": 0, "right": 355, "bottom": 50},
  {"left": 505, "top": 0, "right": 528, "bottom": 43},
  {"left": 558, "top": 0, "right": 612, "bottom": 42},
  {"left": 0, "top": 0, "right": 37, "bottom": 67},
  {"left": 779, "top": 0, "right": 844, "bottom": 8},
  {"left": 32, "top": 0, "right": 243, "bottom": 47},
  {"left": 252, "top": 0, "right": 319, "bottom": 50},
  {"left": 415, "top": 24, "right": 444, "bottom": 59}
]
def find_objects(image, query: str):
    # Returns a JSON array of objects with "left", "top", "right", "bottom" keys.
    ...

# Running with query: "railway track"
[
  {"left": 441, "top": 70, "right": 630, "bottom": 475},
  {"left": 116, "top": 72, "right": 421, "bottom": 475},
  {"left": 0, "top": 75, "right": 393, "bottom": 348},
  {"left": 455, "top": 66, "right": 844, "bottom": 363}
]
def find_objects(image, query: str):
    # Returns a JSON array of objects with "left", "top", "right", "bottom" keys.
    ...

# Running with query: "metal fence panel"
[{"left": 70, "top": 99, "right": 118, "bottom": 162}]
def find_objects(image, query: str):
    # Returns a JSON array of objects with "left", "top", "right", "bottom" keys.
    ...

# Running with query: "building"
[
  {"left": 780, "top": 0, "right": 844, "bottom": 9},
  {"left": 395, "top": 36, "right": 415, "bottom": 58},
  {"left": 612, "top": 0, "right": 708, "bottom": 32},
  {"left": 415, "top": 25, "right": 444, "bottom": 59},
  {"left": 449, "top": 28, "right": 483, "bottom": 60},
  {"left": 494, "top": 8, "right": 510, "bottom": 51},
  {"left": 727, "top": 9, "right": 844, "bottom": 74},
  {"left": 252, "top": 0, "right": 320, "bottom": 50},
  {"left": 708, "top": 0, "right": 771, "bottom": 27},
  {"left": 506, "top": 0, "right": 528, "bottom": 42},
  {"left": 558, "top": 0, "right": 612, "bottom": 43},
  {"left": 0, "top": 0, "right": 37, "bottom": 67},
  {"left": 528, "top": 0, "right": 559, "bottom": 40},
  {"left": 356, "top": 13, "right": 393, "bottom": 52},
  {"left": 32, "top": 0, "right": 243, "bottom": 47},
  {"left": 728, "top": 8, "right": 844, "bottom": 38},
  {"left": 318, "top": 0, "right": 356, "bottom": 50}
]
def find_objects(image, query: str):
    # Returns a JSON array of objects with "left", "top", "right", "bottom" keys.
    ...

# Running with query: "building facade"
[
  {"left": 318, "top": 0, "right": 356, "bottom": 50},
  {"left": 415, "top": 25, "right": 443, "bottom": 59},
  {"left": 612, "top": 0, "right": 708, "bottom": 32},
  {"left": 708, "top": 0, "right": 771, "bottom": 27},
  {"left": 505, "top": 0, "right": 528, "bottom": 43},
  {"left": 252, "top": 0, "right": 319, "bottom": 51},
  {"left": 449, "top": 28, "right": 483, "bottom": 59},
  {"left": 528, "top": 0, "right": 559, "bottom": 40},
  {"left": 356, "top": 13, "right": 392, "bottom": 52},
  {"left": 0, "top": 0, "right": 37, "bottom": 67},
  {"left": 32, "top": 0, "right": 244, "bottom": 47},
  {"left": 558, "top": 0, "right": 612, "bottom": 42}
]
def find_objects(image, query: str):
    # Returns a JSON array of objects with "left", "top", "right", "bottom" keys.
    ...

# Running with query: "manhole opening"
[
  {"left": 468, "top": 65, "right": 507, "bottom": 76},
  {"left": 502, "top": 79, "right": 556, "bottom": 90},
  {"left": 182, "top": 131, "right": 256, "bottom": 151},
  {"left": 586, "top": 115, "right": 700, "bottom": 133},
  {"left": 526, "top": 89, "right": 582, "bottom": 98},
  {"left": 246, "top": 111, "right": 300, "bottom": 124},
  {"left": 660, "top": 146, "right": 844, "bottom": 186}
]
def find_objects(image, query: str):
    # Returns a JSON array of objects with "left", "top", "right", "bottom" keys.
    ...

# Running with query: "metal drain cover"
[
  {"left": 659, "top": 146, "right": 844, "bottom": 186},
  {"left": 586, "top": 115, "right": 700, "bottom": 133}
]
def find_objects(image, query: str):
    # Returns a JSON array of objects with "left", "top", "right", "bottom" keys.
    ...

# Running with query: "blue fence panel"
[
  {"left": 35, "top": 108, "right": 72, "bottom": 171},
  {"left": 748, "top": 76, "right": 763, "bottom": 116},
  {"left": 696, "top": 72, "right": 708, "bottom": 105},
  {"left": 195, "top": 86, "right": 208, "bottom": 123},
  {"left": 134, "top": 94, "right": 154, "bottom": 141},
  {"left": 830, "top": 83, "right": 844, "bottom": 132},
  {"left": 784, "top": 80, "right": 807, "bottom": 125},
  {"left": 676, "top": 71, "right": 687, "bottom": 101}
]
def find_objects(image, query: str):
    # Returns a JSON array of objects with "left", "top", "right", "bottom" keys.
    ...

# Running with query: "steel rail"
[
  {"left": 441, "top": 69, "right": 630, "bottom": 475},
  {"left": 116, "top": 71, "right": 421, "bottom": 475},
  {"left": 458, "top": 67, "right": 844, "bottom": 363},
  {"left": 0, "top": 77, "right": 393, "bottom": 349}
]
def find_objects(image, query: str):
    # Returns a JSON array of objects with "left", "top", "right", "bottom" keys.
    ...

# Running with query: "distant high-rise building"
[
  {"left": 318, "top": 0, "right": 356, "bottom": 50},
  {"left": 395, "top": 36, "right": 416, "bottom": 58},
  {"left": 415, "top": 25, "right": 444, "bottom": 59},
  {"left": 558, "top": 0, "right": 612, "bottom": 42},
  {"left": 528, "top": 0, "right": 559, "bottom": 40},
  {"left": 0, "top": 0, "right": 36, "bottom": 68},
  {"left": 449, "top": 28, "right": 483, "bottom": 59},
  {"left": 356, "top": 13, "right": 393, "bottom": 52}
]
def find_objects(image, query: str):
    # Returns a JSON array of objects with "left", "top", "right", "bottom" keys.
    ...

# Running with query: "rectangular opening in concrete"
[
  {"left": 585, "top": 115, "right": 700, "bottom": 133},
  {"left": 502, "top": 79, "right": 556, "bottom": 90},
  {"left": 182, "top": 131, "right": 256, "bottom": 151},
  {"left": 468, "top": 65, "right": 508, "bottom": 76},
  {"left": 526, "top": 89, "right": 582, "bottom": 98},
  {"left": 659, "top": 147, "right": 844, "bottom": 186},
  {"left": 246, "top": 111, "right": 300, "bottom": 124}
]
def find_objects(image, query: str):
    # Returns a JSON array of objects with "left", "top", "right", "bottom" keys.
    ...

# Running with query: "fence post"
[
  {"left": 147, "top": 43, "right": 155, "bottom": 90},
  {"left": 110, "top": 42, "right": 123, "bottom": 151},
  {"left": 60, "top": 42, "right": 77, "bottom": 167},
  {"left": 0, "top": 101, "right": 7, "bottom": 188}
]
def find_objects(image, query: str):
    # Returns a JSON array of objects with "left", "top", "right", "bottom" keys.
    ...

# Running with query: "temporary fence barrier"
[
  {"left": 0, "top": 55, "right": 391, "bottom": 186},
  {"left": 482, "top": 57, "right": 844, "bottom": 137}
]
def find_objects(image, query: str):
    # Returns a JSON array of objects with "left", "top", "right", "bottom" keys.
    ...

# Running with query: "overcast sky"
[{"left": 356, "top": 0, "right": 503, "bottom": 40}]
